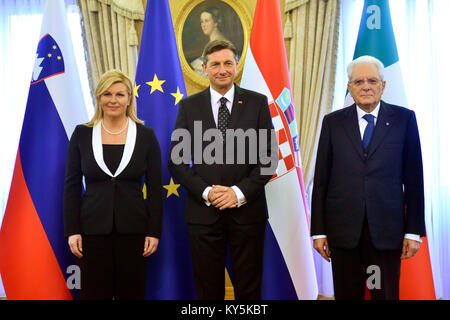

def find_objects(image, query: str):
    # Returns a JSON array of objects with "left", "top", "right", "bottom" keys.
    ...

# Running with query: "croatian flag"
[
  {"left": 0, "top": 0, "right": 89, "bottom": 299},
  {"left": 240, "top": 0, "right": 318, "bottom": 299},
  {"left": 347, "top": 0, "right": 435, "bottom": 300}
]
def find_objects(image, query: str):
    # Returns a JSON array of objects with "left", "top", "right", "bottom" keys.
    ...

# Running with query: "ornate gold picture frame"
[{"left": 175, "top": 0, "right": 252, "bottom": 88}]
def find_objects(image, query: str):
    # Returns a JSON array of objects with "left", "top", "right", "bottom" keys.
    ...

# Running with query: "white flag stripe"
[
  {"left": 379, "top": 62, "right": 408, "bottom": 106},
  {"left": 46, "top": 74, "right": 88, "bottom": 139},
  {"left": 240, "top": 47, "right": 274, "bottom": 104},
  {"left": 39, "top": 1, "right": 88, "bottom": 139},
  {"left": 266, "top": 170, "right": 318, "bottom": 300}
]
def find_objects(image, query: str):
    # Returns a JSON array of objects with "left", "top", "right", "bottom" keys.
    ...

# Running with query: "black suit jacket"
[
  {"left": 311, "top": 101, "right": 425, "bottom": 250},
  {"left": 168, "top": 85, "right": 277, "bottom": 225},
  {"left": 63, "top": 121, "right": 163, "bottom": 238}
]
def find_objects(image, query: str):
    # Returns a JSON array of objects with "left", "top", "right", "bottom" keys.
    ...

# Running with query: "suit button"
[
  {"left": 111, "top": 177, "right": 116, "bottom": 182},
  {"left": 363, "top": 153, "right": 368, "bottom": 157}
]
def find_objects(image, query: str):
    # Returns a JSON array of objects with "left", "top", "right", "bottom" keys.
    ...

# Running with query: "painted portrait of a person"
[
  {"left": 190, "top": 7, "right": 229, "bottom": 77},
  {"left": 181, "top": 1, "right": 244, "bottom": 79}
]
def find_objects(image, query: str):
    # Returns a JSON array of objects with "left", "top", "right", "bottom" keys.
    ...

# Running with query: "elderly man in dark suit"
[
  {"left": 311, "top": 55, "right": 425, "bottom": 300},
  {"left": 168, "top": 40, "right": 277, "bottom": 300}
]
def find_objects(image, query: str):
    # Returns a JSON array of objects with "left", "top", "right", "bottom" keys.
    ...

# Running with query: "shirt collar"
[
  {"left": 356, "top": 102, "right": 380, "bottom": 120},
  {"left": 210, "top": 85, "right": 235, "bottom": 105}
]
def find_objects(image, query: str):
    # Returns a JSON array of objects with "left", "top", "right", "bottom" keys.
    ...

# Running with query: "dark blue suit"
[
  {"left": 168, "top": 85, "right": 276, "bottom": 299},
  {"left": 311, "top": 100, "right": 425, "bottom": 299}
]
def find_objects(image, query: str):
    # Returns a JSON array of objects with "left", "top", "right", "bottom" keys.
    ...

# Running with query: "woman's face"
[
  {"left": 200, "top": 11, "right": 217, "bottom": 36},
  {"left": 100, "top": 82, "right": 129, "bottom": 120}
]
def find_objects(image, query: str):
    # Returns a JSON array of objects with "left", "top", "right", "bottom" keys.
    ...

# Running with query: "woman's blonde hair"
[{"left": 85, "top": 69, "right": 144, "bottom": 127}]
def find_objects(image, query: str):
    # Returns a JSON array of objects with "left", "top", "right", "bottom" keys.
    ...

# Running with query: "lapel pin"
[{"left": 238, "top": 100, "right": 243, "bottom": 104}]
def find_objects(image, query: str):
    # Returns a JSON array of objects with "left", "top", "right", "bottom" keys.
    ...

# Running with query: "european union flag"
[{"left": 135, "top": 0, "right": 196, "bottom": 299}]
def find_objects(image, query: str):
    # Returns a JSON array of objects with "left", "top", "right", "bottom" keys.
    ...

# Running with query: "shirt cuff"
[
  {"left": 231, "top": 186, "right": 247, "bottom": 207},
  {"left": 311, "top": 235, "right": 421, "bottom": 242},
  {"left": 202, "top": 186, "right": 212, "bottom": 206},
  {"left": 404, "top": 233, "right": 422, "bottom": 243}
]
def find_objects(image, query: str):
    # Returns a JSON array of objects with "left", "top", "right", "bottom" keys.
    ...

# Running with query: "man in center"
[{"left": 168, "top": 40, "right": 277, "bottom": 299}]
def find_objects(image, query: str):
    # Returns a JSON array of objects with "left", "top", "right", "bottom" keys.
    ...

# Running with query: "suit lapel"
[
  {"left": 342, "top": 104, "right": 365, "bottom": 161},
  {"left": 366, "top": 101, "right": 395, "bottom": 158},
  {"left": 92, "top": 118, "right": 136, "bottom": 177},
  {"left": 92, "top": 121, "right": 112, "bottom": 176},
  {"left": 201, "top": 88, "right": 217, "bottom": 130},
  {"left": 229, "top": 84, "right": 246, "bottom": 129}
]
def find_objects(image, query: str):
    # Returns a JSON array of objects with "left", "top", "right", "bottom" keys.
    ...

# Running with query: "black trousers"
[
  {"left": 79, "top": 231, "right": 148, "bottom": 300},
  {"left": 330, "top": 217, "right": 402, "bottom": 300},
  {"left": 188, "top": 215, "right": 266, "bottom": 300}
]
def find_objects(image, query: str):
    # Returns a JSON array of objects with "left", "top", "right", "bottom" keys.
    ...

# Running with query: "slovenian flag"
[
  {"left": 134, "top": 0, "right": 196, "bottom": 299},
  {"left": 347, "top": 0, "right": 435, "bottom": 300},
  {"left": 0, "top": 0, "right": 89, "bottom": 299},
  {"left": 240, "top": 0, "right": 318, "bottom": 299}
]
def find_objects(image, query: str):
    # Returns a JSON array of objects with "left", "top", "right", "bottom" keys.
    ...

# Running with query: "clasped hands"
[{"left": 208, "top": 185, "right": 238, "bottom": 210}]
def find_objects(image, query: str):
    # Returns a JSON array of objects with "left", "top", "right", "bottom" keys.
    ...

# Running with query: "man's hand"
[
  {"left": 208, "top": 185, "right": 238, "bottom": 210},
  {"left": 313, "top": 238, "right": 331, "bottom": 262},
  {"left": 400, "top": 238, "right": 420, "bottom": 259},
  {"left": 143, "top": 237, "right": 159, "bottom": 257},
  {"left": 68, "top": 234, "right": 83, "bottom": 258}
]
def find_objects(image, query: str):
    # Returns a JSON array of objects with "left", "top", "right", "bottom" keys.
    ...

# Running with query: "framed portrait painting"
[{"left": 175, "top": 0, "right": 252, "bottom": 88}]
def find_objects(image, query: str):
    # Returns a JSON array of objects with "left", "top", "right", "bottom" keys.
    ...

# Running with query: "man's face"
[
  {"left": 202, "top": 48, "right": 237, "bottom": 94},
  {"left": 347, "top": 63, "right": 386, "bottom": 112}
]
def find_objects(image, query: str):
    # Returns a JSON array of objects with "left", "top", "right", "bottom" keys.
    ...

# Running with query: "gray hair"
[{"left": 347, "top": 55, "right": 385, "bottom": 82}]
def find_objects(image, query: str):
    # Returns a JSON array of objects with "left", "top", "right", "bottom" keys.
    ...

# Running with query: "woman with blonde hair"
[{"left": 63, "top": 69, "right": 163, "bottom": 299}]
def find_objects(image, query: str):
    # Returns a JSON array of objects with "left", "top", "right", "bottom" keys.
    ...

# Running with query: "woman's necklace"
[{"left": 101, "top": 118, "right": 128, "bottom": 135}]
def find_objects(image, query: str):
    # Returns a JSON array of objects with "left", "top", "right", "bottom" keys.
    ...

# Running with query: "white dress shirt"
[
  {"left": 356, "top": 102, "right": 380, "bottom": 138},
  {"left": 202, "top": 86, "right": 246, "bottom": 207},
  {"left": 312, "top": 103, "right": 421, "bottom": 243}
]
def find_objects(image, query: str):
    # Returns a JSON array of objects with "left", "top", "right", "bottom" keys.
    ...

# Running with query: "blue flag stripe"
[{"left": 20, "top": 81, "right": 77, "bottom": 292}]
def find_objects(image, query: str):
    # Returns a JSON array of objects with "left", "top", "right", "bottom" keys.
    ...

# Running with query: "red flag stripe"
[
  {"left": 400, "top": 237, "right": 436, "bottom": 299},
  {"left": 249, "top": 0, "right": 291, "bottom": 100},
  {"left": 0, "top": 151, "right": 71, "bottom": 299}
]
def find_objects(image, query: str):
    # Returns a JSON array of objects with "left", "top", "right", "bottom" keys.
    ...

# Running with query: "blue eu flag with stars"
[{"left": 135, "top": 0, "right": 196, "bottom": 299}]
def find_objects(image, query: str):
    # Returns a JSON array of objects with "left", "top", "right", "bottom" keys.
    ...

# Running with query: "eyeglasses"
[{"left": 348, "top": 78, "right": 382, "bottom": 87}]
